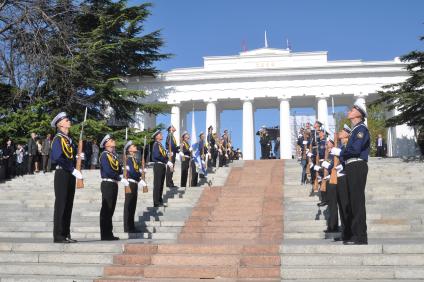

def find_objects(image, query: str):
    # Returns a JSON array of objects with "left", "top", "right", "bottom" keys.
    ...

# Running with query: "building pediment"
[{"left": 203, "top": 48, "right": 329, "bottom": 71}]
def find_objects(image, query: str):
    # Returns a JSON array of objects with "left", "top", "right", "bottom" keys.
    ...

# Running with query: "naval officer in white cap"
[{"left": 50, "top": 112, "right": 83, "bottom": 243}]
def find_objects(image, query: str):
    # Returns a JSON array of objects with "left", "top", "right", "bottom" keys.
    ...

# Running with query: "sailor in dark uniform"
[
  {"left": 123, "top": 141, "right": 145, "bottom": 233},
  {"left": 332, "top": 124, "right": 354, "bottom": 241},
  {"left": 321, "top": 135, "right": 339, "bottom": 233},
  {"left": 165, "top": 125, "right": 178, "bottom": 188},
  {"left": 331, "top": 102, "right": 370, "bottom": 245},
  {"left": 99, "top": 134, "right": 128, "bottom": 240},
  {"left": 314, "top": 128, "right": 328, "bottom": 206},
  {"left": 207, "top": 126, "right": 216, "bottom": 168},
  {"left": 51, "top": 112, "right": 82, "bottom": 243},
  {"left": 179, "top": 131, "right": 191, "bottom": 187},
  {"left": 152, "top": 130, "right": 173, "bottom": 207}
]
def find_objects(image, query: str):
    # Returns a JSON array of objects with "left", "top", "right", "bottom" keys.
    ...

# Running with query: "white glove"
[
  {"left": 214, "top": 144, "right": 218, "bottom": 149},
  {"left": 307, "top": 152, "right": 312, "bottom": 158},
  {"left": 72, "top": 169, "right": 83, "bottom": 180},
  {"left": 189, "top": 147, "right": 193, "bottom": 152},
  {"left": 314, "top": 165, "right": 321, "bottom": 171},
  {"left": 138, "top": 179, "right": 147, "bottom": 188},
  {"left": 76, "top": 152, "right": 85, "bottom": 160},
  {"left": 167, "top": 161, "right": 174, "bottom": 169},
  {"left": 169, "top": 152, "right": 174, "bottom": 157},
  {"left": 324, "top": 174, "right": 331, "bottom": 180},
  {"left": 306, "top": 149, "right": 310, "bottom": 153},
  {"left": 302, "top": 141, "right": 308, "bottom": 145},
  {"left": 120, "top": 178, "right": 129, "bottom": 186},
  {"left": 179, "top": 151, "right": 184, "bottom": 157},
  {"left": 336, "top": 164, "right": 343, "bottom": 172},
  {"left": 218, "top": 149, "right": 222, "bottom": 154},
  {"left": 331, "top": 147, "right": 341, "bottom": 156},
  {"left": 126, "top": 165, "right": 130, "bottom": 170},
  {"left": 322, "top": 161, "right": 330, "bottom": 169},
  {"left": 309, "top": 163, "right": 314, "bottom": 168}
]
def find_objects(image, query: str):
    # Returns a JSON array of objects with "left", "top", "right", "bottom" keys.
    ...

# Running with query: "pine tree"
[{"left": 375, "top": 35, "right": 424, "bottom": 153}]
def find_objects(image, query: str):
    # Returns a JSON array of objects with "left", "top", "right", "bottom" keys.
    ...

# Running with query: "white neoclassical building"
[{"left": 124, "top": 46, "right": 418, "bottom": 160}]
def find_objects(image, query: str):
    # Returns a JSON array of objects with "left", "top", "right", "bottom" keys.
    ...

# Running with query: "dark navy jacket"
[
  {"left": 126, "top": 155, "right": 141, "bottom": 181},
  {"left": 50, "top": 131, "right": 75, "bottom": 173},
  {"left": 166, "top": 133, "right": 178, "bottom": 154},
  {"left": 341, "top": 122, "right": 370, "bottom": 161},
  {"left": 152, "top": 141, "right": 168, "bottom": 164},
  {"left": 100, "top": 151, "right": 122, "bottom": 181}
]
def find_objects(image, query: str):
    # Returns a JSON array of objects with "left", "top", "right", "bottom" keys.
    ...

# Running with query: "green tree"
[
  {"left": 0, "top": 1, "right": 169, "bottom": 143},
  {"left": 374, "top": 35, "right": 424, "bottom": 154},
  {"left": 335, "top": 104, "right": 387, "bottom": 156}
]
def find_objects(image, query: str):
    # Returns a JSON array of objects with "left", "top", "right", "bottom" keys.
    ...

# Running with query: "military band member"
[
  {"left": 99, "top": 134, "right": 128, "bottom": 240},
  {"left": 321, "top": 136, "right": 339, "bottom": 233},
  {"left": 315, "top": 129, "right": 328, "bottom": 207},
  {"left": 332, "top": 124, "right": 354, "bottom": 241},
  {"left": 123, "top": 141, "right": 145, "bottom": 233},
  {"left": 165, "top": 125, "right": 178, "bottom": 188},
  {"left": 152, "top": 130, "right": 173, "bottom": 207},
  {"left": 331, "top": 102, "right": 370, "bottom": 245},
  {"left": 297, "top": 129, "right": 310, "bottom": 185},
  {"left": 191, "top": 132, "right": 206, "bottom": 186},
  {"left": 179, "top": 132, "right": 191, "bottom": 187},
  {"left": 51, "top": 112, "right": 82, "bottom": 243},
  {"left": 207, "top": 126, "right": 216, "bottom": 167}
]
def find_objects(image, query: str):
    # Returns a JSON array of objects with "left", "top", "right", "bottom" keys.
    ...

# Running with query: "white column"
[
  {"left": 317, "top": 95, "right": 329, "bottom": 130},
  {"left": 147, "top": 113, "right": 156, "bottom": 130},
  {"left": 205, "top": 99, "right": 217, "bottom": 134},
  {"left": 180, "top": 110, "right": 187, "bottom": 134},
  {"left": 279, "top": 97, "right": 292, "bottom": 159},
  {"left": 354, "top": 93, "right": 368, "bottom": 126},
  {"left": 242, "top": 98, "right": 255, "bottom": 160},
  {"left": 170, "top": 104, "right": 181, "bottom": 145}
]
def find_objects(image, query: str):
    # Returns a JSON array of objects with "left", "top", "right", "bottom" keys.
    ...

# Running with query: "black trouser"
[
  {"left": 53, "top": 169, "right": 76, "bottom": 241},
  {"left": 180, "top": 158, "right": 190, "bottom": 187},
  {"left": 153, "top": 163, "right": 166, "bottom": 206},
  {"left": 124, "top": 181, "right": 138, "bottom": 232},
  {"left": 300, "top": 159, "right": 307, "bottom": 184},
  {"left": 16, "top": 162, "right": 24, "bottom": 176},
  {"left": 345, "top": 161, "right": 368, "bottom": 243},
  {"left": 100, "top": 181, "right": 118, "bottom": 239},
  {"left": 326, "top": 183, "right": 339, "bottom": 231},
  {"left": 190, "top": 159, "right": 198, "bottom": 187},
  {"left": 42, "top": 155, "right": 50, "bottom": 172},
  {"left": 211, "top": 149, "right": 217, "bottom": 167},
  {"left": 165, "top": 155, "right": 176, "bottom": 187},
  {"left": 27, "top": 155, "right": 34, "bottom": 174},
  {"left": 376, "top": 146, "right": 384, "bottom": 157},
  {"left": 336, "top": 175, "right": 352, "bottom": 240}
]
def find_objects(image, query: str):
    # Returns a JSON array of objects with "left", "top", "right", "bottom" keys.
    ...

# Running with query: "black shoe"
[
  {"left": 317, "top": 201, "right": 328, "bottom": 207},
  {"left": 343, "top": 240, "right": 367, "bottom": 245},
  {"left": 101, "top": 236, "right": 119, "bottom": 241},
  {"left": 54, "top": 238, "right": 70, "bottom": 243},
  {"left": 126, "top": 228, "right": 141, "bottom": 233}
]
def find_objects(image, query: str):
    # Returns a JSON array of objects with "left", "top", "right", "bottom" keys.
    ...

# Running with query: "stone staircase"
[
  {"left": 281, "top": 158, "right": 424, "bottom": 281},
  {"left": 0, "top": 161, "right": 235, "bottom": 281},
  {"left": 98, "top": 160, "right": 284, "bottom": 281}
]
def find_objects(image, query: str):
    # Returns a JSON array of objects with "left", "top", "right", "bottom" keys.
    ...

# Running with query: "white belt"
[
  {"left": 102, "top": 178, "right": 118, "bottom": 183},
  {"left": 128, "top": 179, "right": 138, "bottom": 183},
  {"left": 346, "top": 158, "right": 364, "bottom": 164}
]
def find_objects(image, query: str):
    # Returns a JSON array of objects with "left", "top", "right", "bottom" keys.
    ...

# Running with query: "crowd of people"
[
  {"left": 295, "top": 101, "right": 370, "bottom": 245},
  {"left": 0, "top": 134, "right": 101, "bottom": 181}
]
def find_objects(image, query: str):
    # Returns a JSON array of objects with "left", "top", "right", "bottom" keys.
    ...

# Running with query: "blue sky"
[{"left": 130, "top": 0, "right": 423, "bottom": 158}]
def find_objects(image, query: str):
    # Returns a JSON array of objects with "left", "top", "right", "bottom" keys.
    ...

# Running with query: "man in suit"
[
  {"left": 376, "top": 134, "right": 385, "bottom": 158},
  {"left": 27, "top": 132, "right": 37, "bottom": 174}
]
